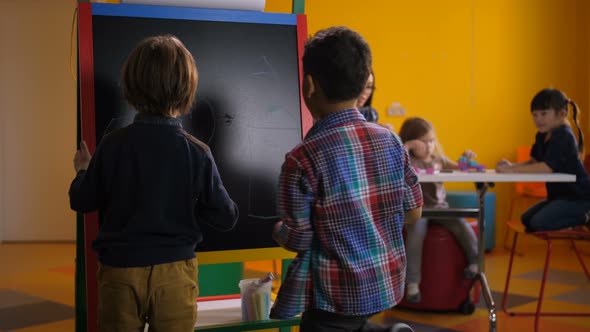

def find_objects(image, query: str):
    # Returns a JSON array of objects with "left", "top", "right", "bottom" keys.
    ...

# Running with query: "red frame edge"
[
  {"left": 197, "top": 294, "right": 242, "bottom": 302},
  {"left": 78, "top": 3, "right": 99, "bottom": 332},
  {"left": 296, "top": 14, "right": 312, "bottom": 137}
]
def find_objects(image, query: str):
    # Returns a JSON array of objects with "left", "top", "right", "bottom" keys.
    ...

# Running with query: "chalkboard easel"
[{"left": 75, "top": 1, "right": 310, "bottom": 331}]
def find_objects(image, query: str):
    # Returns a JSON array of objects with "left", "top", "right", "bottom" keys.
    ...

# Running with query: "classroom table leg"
[{"left": 475, "top": 182, "right": 497, "bottom": 332}]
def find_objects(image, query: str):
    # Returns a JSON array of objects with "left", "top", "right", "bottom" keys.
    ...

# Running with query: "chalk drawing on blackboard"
[
  {"left": 223, "top": 113, "right": 235, "bottom": 125},
  {"left": 250, "top": 56, "right": 278, "bottom": 79}
]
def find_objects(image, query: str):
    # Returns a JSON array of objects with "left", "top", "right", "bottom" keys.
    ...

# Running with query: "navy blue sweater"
[
  {"left": 69, "top": 114, "right": 238, "bottom": 267},
  {"left": 531, "top": 125, "right": 590, "bottom": 201}
]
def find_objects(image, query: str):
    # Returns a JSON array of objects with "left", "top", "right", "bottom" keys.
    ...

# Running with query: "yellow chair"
[{"left": 502, "top": 146, "right": 547, "bottom": 253}]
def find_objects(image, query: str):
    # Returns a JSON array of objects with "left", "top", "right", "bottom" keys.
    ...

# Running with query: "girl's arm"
[
  {"left": 404, "top": 139, "right": 426, "bottom": 157},
  {"left": 497, "top": 159, "right": 536, "bottom": 167},
  {"left": 444, "top": 159, "right": 459, "bottom": 170},
  {"left": 496, "top": 158, "right": 551, "bottom": 173}
]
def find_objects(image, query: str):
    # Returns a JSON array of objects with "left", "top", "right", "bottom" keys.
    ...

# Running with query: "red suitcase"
[{"left": 399, "top": 221, "right": 480, "bottom": 314}]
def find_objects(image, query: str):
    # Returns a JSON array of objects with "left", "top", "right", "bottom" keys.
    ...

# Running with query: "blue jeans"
[{"left": 521, "top": 199, "right": 590, "bottom": 232}]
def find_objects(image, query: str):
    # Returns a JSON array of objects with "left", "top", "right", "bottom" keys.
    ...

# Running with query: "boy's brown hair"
[{"left": 122, "top": 35, "right": 198, "bottom": 117}]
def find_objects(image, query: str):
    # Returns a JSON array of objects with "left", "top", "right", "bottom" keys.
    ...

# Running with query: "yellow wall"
[
  {"left": 266, "top": 0, "right": 590, "bottom": 247},
  {"left": 0, "top": 0, "right": 78, "bottom": 240},
  {"left": 0, "top": 0, "right": 587, "bottom": 245}
]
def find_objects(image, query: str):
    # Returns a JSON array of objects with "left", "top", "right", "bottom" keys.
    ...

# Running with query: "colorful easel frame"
[{"left": 76, "top": 2, "right": 309, "bottom": 331}]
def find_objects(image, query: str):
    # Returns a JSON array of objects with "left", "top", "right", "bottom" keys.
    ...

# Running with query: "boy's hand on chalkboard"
[
  {"left": 74, "top": 140, "right": 92, "bottom": 173},
  {"left": 272, "top": 221, "right": 284, "bottom": 245}
]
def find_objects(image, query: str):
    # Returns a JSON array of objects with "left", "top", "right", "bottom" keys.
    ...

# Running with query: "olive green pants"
[{"left": 97, "top": 258, "right": 198, "bottom": 332}]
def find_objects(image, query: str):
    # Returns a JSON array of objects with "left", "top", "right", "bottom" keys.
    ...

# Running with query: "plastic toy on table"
[
  {"left": 413, "top": 166, "right": 436, "bottom": 174},
  {"left": 458, "top": 156, "right": 486, "bottom": 172}
]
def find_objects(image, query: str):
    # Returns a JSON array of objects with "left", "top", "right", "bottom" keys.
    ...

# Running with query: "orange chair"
[
  {"left": 502, "top": 153, "right": 590, "bottom": 331},
  {"left": 502, "top": 146, "right": 547, "bottom": 253},
  {"left": 502, "top": 221, "right": 590, "bottom": 332}
]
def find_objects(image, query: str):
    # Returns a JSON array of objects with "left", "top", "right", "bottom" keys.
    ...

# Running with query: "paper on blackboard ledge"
[{"left": 121, "top": 0, "right": 266, "bottom": 11}]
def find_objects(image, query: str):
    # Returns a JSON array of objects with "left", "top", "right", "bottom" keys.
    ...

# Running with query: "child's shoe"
[
  {"left": 464, "top": 263, "right": 478, "bottom": 279},
  {"left": 405, "top": 283, "right": 421, "bottom": 303},
  {"left": 360, "top": 321, "right": 414, "bottom": 332},
  {"left": 390, "top": 323, "right": 414, "bottom": 332}
]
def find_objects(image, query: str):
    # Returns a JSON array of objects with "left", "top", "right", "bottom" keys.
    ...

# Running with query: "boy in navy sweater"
[{"left": 69, "top": 35, "right": 238, "bottom": 332}]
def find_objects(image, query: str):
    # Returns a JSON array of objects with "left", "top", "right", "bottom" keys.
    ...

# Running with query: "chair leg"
[
  {"left": 521, "top": 233, "right": 528, "bottom": 256},
  {"left": 503, "top": 227, "right": 511, "bottom": 251},
  {"left": 571, "top": 240, "right": 590, "bottom": 282},
  {"left": 502, "top": 232, "right": 519, "bottom": 314},
  {"left": 502, "top": 233, "right": 590, "bottom": 331},
  {"left": 504, "top": 225, "right": 525, "bottom": 256},
  {"left": 534, "top": 239, "right": 552, "bottom": 332}
]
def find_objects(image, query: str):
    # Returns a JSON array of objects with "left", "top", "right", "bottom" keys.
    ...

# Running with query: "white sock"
[
  {"left": 406, "top": 283, "right": 420, "bottom": 296},
  {"left": 467, "top": 263, "right": 478, "bottom": 274}
]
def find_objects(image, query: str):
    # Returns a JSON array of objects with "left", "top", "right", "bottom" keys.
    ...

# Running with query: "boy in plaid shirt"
[{"left": 270, "top": 27, "right": 423, "bottom": 331}]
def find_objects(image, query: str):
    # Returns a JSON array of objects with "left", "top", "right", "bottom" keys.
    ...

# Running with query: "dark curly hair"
[
  {"left": 303, "top": 26, "right": 372, "bottom": 102},
  {"left": 531, "top": 88, "right": 583, "bottom": 155}
]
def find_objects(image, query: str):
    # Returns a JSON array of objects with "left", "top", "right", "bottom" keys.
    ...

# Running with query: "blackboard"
[{"left": 80, "top": 3, "right": 310, "bottom": 252}]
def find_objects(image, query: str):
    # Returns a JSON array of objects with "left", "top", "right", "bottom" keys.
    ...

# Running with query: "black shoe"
[{"left": 405, "top": 292, "right": 421, "bottom": 304}]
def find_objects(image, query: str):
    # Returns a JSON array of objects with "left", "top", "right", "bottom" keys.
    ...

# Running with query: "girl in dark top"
[
  {"left": 356, "top": 70, "right": 394, "bottom": 131},
  {"left": 496, "top": 88, "right": 590, "bottom": 231}
]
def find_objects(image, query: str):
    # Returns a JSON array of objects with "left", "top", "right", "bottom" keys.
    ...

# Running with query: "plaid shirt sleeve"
[
  {"left": 402, "top": 148, "right": 423, "bottom": 211},
  {"left": 273, "top": 154, "right": 315, "bottom": 252}
]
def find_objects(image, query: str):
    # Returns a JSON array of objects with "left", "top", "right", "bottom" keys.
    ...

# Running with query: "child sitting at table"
[
  {"left": 496, "top": 88, "right": 590, "bottom": 232},
  {"left": 399, "top": 117, "right": 479, "bottom": 303}
]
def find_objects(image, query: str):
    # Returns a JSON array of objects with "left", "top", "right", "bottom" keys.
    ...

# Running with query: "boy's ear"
[{"left": 304, "top": 74, "right": 315, "bottom": 98}]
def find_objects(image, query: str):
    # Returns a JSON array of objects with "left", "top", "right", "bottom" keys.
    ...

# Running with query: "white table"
[
  {"left": 417, "top": 170, "right": 575, "bottom": 183},
  {"left": 417, "top": 170, "right": 576, "bottom": 332},
  {"left": 196, "top": 299, "right": 243, "bottom": 328}
]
